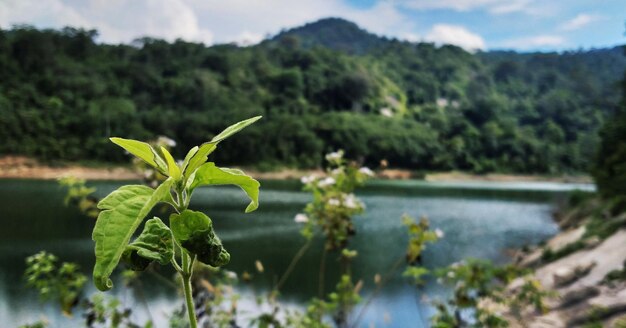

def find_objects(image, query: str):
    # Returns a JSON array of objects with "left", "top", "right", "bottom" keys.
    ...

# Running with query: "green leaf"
[
  {"left": 170, "top": 210, "right": 230, "bottom": 267},
  {"left": 183, "top": 142, "right": 217, "bottom": 180},
  {"left": 122, "top": 217, "right": 174, "bottom": 271},
  {"left": 150, "top": 147, "right": 168, "bottom": 173},
  {"left": 160, "top": 146, "right": 181, "bottom": 180},
  {"left": 182, "top": 116, "right": 261, "bottom": 180},
  {"left": 191, "top": 162, "right": 260, "bottom": 213},
  {"left": 92, "top": 178, "right": 174, "bottom": 291},
  {"left": 110, "top": 137, "right": 159, "bottom": 168},
  {"left": 210, "top": 116, "right": 262, "bottom": 143},
  {"left": 181, "top": 146, "right": 199, "bottom": 172}
]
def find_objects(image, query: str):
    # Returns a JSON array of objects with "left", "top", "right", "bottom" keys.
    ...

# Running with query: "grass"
[{"left": 541, "top": 240, "right": 586, "bottom": 263}]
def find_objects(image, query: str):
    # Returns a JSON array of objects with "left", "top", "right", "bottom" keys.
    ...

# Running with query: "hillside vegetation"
[{"left": 1, "top": 18, "right": 624, "bottom": 173}]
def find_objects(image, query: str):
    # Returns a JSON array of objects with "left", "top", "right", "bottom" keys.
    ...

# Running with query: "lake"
[{"left": 0, "top": 179, "right": 593, "bottom": 327}]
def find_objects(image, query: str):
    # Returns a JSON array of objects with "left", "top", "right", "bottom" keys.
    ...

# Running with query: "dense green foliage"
[
  {"left": 593, "top": 45, "right": 626, "bottom": 197},
  {"left": 1, "top": 19, "right": 624, "bottom": 173}
]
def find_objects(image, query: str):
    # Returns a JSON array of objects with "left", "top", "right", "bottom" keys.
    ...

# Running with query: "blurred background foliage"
[{"left": 0, "top": 18, "right": 624, "bottom": 174}]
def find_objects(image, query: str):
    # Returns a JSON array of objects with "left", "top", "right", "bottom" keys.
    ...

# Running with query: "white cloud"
[
  {"left": 402, "top": 0, "right": 534, "bottom": 14},
  {"left": 0, "top": 0, "right": 416, "bottom": 45},
  {"left": 501, "top": 35, "right": 565, "bottom": 49},
  {"left": 0, "top": 0, "right": 89, "bottom": 29},
  {"left": 489, "top": 0, "right": 533, "bottom": 14},
  {"left": 425, "top": 24, "right": 486, "bottom": 51},
  {"left": 403, "top": 33, "right": 421, "bottom": 42},
  {"left": 343, "top": 1, "right": 414, "bottom": 38},
  {"left": 187, "top": 0, "right": 416, "bottom": 44},
  {"left": 0, "top": 0, "right": 214, "bottom": 44},
  {"left": 559, "top": 14, "right": 601, "bottom": 31},
  {"left": 236, "top": 31, "right": 264, "bottom": 46}
]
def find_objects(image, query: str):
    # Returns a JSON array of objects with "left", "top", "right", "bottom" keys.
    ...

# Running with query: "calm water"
[{"left": 0, "top": 179, "right": 593, "bottom": 327}]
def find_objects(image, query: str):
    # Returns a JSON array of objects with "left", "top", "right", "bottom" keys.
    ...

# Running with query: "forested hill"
[
  {"left": 267, "top": 17, "right": 387, "bottom": 54},
  {"left": 0, "top": 19, "right": 624, "bottom": 173}
]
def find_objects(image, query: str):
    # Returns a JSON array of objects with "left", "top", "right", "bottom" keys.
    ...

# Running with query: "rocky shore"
[{"left": 505, "top": 198, "right": 626, "bottom": 327}]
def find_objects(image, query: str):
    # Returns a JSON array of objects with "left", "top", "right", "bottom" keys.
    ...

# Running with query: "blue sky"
[{"left": 0, "top": 0, "right": 624, "bottom": 52}]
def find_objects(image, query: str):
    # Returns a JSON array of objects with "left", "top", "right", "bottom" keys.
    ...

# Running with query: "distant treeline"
[{"left": 0, "top": 21, "right": 624, "bottom": 173}]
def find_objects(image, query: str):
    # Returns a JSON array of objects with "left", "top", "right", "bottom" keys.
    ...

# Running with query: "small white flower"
[
  {"left": 331, "top": 168, "right": 343, "bottom": 176},
  {"left": 300, "top": 175, "right": 316, "bottom": 184},
  {"left": 344, "top": 193, "right": 359, "bottom": 209},
  {"left": 434, "top": 228, "right": 445, "bottom": 239},
  {"left": 358, "top": 167, "right": 375, "bottom": 177},
  {"left": 325, "top": 150, "right": 343, "bottom": 162},
  {"left": 380, "top": 108, "right": 393, "bottom": 117},
  {"left": 447, "top": 271, "right": 456, "bottom": 279},
  {"left": 225, "top": 271, "right": 237, "bottom": 280},
  {"left": 328, "top": 198, "right": 340, "bottom": 206},
  {"left": 157, "top": 136, "right": 176, "bottom": 147},
  {"left": 294, "top": 213, "right": 309, "bottom": 223},
  {"left": 318, "top": 177, "right": 336, "bottom": 188}
]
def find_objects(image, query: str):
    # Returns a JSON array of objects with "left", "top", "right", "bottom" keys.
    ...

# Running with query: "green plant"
[
  {"left": 432, "top": 259, "right": 530, "bottom": 327},
  {"left": 18, "top": 321, "right": 48, "bottom": 328},
  {"left": 25, "top": 251, "right": 87, "bottom": 315},
  {"left": 540, "top": 240, "right": 586, "bottom": 263},
  {"left": 132, "top": 135, "right": 177, "bottom": 188},
  {"left": 402, "top": 215, "right": 440, "bottom": 285},
  {"left": 84, "top": 293, "right": 150, "bottom": 328},
  {"left": 91, "top": 116, "right": 262, "bottom": 328},
  {"left": 297, "top": 150, "right": 373, "bottom": 250},
  {"left": 59, "top": 176, "right": 99, "bottom": 218},
  {"left": 602, "top": 260, "right": 626, "bottom": 284}
]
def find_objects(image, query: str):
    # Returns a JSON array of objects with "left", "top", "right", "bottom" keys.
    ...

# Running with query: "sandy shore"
[
  {"left": 0, "top": 156, "right": 592, "bottom": 183},
  {"left": 0, "top": 156, "right": 140, "bottom": 180},
  {"left": 424, "top": 171, "right": 593, "bottom": 184}
]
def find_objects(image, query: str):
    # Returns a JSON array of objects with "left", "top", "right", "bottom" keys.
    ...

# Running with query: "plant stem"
[
  {"left": 318, "top": 247, "right": 327, "bottom": 298},
  {"left": 275, "top": 239, "right": 312, "bottom": 291},
  {"left": 350, "top": 256, "right": 405, "bottom": 328},
  {"left": 180, "top": 251, "right": 198, "bottom": 328},
  {"left": 174, "top": 185, "right": 198, "bottom": 328},
  {"left": 181, "top": 272, "right": 198, "bottom": 328}
]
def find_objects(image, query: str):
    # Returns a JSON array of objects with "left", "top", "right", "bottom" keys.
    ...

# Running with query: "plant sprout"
[{"left": 91, "top": 116, "right": 261, "bottom": 328}]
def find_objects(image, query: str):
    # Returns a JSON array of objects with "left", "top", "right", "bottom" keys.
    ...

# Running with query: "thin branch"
[
  {"left": 275, "top": 239, "right": 313, "bottom": 292},
  {"left": 350, "top": 256, "right": 405, "bottom": 328},
  {"left": 318, "top": 247, "right": 328, "bottom": 299}
]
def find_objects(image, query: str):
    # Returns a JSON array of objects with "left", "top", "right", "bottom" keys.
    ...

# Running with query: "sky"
[{"left": 0, "top": 0, "right": 624, "bottom": 52}]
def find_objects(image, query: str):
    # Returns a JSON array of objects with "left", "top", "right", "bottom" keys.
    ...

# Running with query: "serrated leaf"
[
  {"left": 191, "top": 162, "right": 260, "bottom": 213},
  {"left": 170, "top": 210, "right": 230, "bottom": 267},
  {"left": 92, "top": 178, "right": 174, "bottom": 291},
  {"left": 160, "top": 146, "right": 181, "bottom": 180},
  {"left": 110, "top": 137, "right": 158, "bottom": 168},
  {"left": 122, "top": 217, "right": 173, "bottom": 271},
  {"left": 210, "top": 116, "right": 262, "bottom": 143}
]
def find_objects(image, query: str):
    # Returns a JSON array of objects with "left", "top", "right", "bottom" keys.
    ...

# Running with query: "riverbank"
[
  {"left": 0, "top": 156, "right": 139, "bottom": 180},
  {"left": 502, "top": 196, "right": 626, "bottom": 327},
  {"left": 0, "top": 155, "right": 592, "bottom": 183}
]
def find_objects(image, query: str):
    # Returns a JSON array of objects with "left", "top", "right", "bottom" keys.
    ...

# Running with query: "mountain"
[
  {"left": 268, "top": 17, "right": 388, "bottom": 54},
  {"left": 0, "top": 20, "right": 624, "bottom": 174}
]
